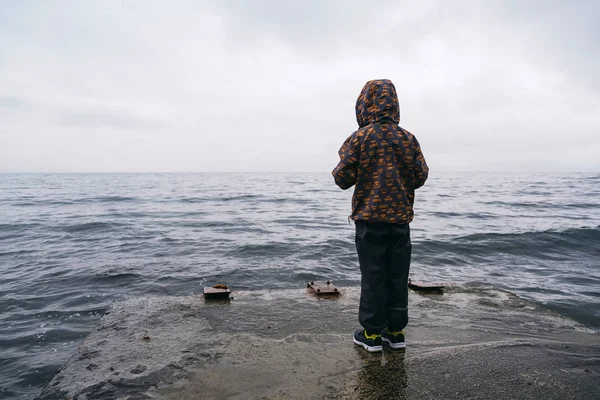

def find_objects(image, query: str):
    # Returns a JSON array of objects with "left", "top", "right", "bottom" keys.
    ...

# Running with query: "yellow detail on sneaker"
[
  {"left": 387, "top": 329, "right": 404, "bottom": 336},
  {"left": 364, "top": 331, "right": 381, "bottom": 340}
]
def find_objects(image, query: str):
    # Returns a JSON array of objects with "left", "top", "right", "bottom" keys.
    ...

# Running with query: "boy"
[{"left": 332, "top": 79, "right": 428, "bottom": 352}]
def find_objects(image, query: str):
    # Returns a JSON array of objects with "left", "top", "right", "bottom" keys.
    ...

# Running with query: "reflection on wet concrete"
[
  {"left": 352, "top": 349, "right": 407, "bottom": 400},
  {"left": 37, "top": 287, "right": 600, "bottom": 399}
]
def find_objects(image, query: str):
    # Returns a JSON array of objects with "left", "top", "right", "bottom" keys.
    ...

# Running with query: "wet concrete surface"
[{"left": 37, "top": 286, "right": 600, "bottom": 399}]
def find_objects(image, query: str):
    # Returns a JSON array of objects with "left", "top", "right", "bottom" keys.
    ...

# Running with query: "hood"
[{"left": 355, "top": 79, "right": 400, "bottom": 128}]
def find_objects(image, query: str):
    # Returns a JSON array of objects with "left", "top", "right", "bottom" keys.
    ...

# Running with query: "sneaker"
[
  {"left": 353, "top": 329, "right": 383, "bottom": 352},
  {"left": 382, "top": 329, "right": 406, "bottom": 349}
]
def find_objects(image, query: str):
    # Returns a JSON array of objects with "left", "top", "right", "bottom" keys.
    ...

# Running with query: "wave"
[
  {"left": 225, "top": 242, "right": 301, "bottom": 258},
  {"left": 481, "top": 200, "right": 554, "bottom": 208},
  {"left": 481, "top": 200, "right": 600, "bottom": 210},
  {"left": 178, "top": 195, "right": 314, "bottom": 205},
  {"left": 60, "top": 221, "right": 126, "bottom": 233},
  {"left": 179, "top": 194, "right": 261, "bottom": 203},
  {"left": 93, "top": 272, "right": 142, "bottom": 283},
  {"left": 222, "top": 194, "right": 261, "bottom": 202},
  {"left": 454, "top": 225, "right": 600, "bottom": 244},
  {"left": 430, "top": 211, "right": 498, "bottom": 219},
  {"left": 0, "top": 222, "right": 41, "bottom": 232},
  {"left": 92, "top": 196, "right": 137, "bottom": 203},
  {"left": 0, "top": 249, "right": 37, "bottom": 257},
  {"left": 179, "top": 196, "right": 210, "bottom": 203},
  {"left": 418, "top": 226, "right": 600, "bottom": 260},
  {"left": 10, "top": 196, "right": 137, "bottom": 207},
  {"left": 583, "top": 174, "right": 600, "bottom": 181}
]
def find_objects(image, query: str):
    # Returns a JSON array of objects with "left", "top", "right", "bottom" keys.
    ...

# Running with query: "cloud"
[
  {"left": 60, "top": 109, "right": 169, "bottom": 130},
  {"left": 0, "top": 95, "right": 30, "bottom": 109}
]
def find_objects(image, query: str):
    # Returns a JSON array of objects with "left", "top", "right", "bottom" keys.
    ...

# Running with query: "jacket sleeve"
[
  {"left": 413, "top": 137, "right": 429, "bottom": 189},
  {"left": 332, "top": 133, "right": 360, "bottom": 190}
]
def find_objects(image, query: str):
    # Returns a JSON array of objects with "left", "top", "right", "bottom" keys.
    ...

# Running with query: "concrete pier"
[{"left": 37, "top": 286, "right": 600, "bottom": 399}]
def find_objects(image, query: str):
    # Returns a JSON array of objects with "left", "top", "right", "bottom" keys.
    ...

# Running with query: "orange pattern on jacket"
[{"left": 332, "top": 79, "right": 428, "bottom": 224}]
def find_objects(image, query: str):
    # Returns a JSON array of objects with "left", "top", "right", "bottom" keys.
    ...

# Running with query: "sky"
[{"left": 0, "top": 0, "right": 599, "bottom": 173}]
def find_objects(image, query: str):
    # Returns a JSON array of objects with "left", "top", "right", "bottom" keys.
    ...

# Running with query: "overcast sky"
[{"left": 1, "top": 0, "right": 598, "bottom": 173}]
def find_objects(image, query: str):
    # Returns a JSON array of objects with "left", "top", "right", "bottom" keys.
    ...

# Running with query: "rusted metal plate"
[
  {"left": 408, "top": 279, "right": 444, "bottom": 293},
  {"left": 204, "top": 286, "right": 231, "bottom": 299},
  {"left": 307, "top": 280, "right": 340, "bottom": 296}
]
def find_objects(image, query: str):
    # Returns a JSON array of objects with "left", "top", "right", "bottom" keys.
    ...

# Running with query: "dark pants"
[{"left": 355, "top": 220, "right": 411, "bottom": 334}]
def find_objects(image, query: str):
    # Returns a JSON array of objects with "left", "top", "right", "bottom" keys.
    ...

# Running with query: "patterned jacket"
[{"left": 332, "top": 79, "right": 428, "bottom": 224}]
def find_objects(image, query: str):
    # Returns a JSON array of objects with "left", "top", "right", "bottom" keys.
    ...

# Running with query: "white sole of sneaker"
[
  {"left": 382, "top": 337, "right": 406, "bottom": 349},
  {"left": 353, "top": 337, "right": 383, "bottom": 352}
]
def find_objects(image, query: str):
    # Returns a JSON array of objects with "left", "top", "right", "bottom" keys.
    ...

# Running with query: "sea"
[{"left": 1, "top": 172, "right": 599, "bottom": 399}]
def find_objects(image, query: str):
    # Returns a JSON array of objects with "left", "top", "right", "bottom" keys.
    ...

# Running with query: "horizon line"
[{"left": 0, "top": 170, "right": 598, "bottom": 174}]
